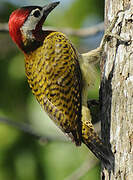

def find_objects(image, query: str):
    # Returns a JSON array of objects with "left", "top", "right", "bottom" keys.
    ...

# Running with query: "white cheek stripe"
[{"left": 20, "top": 9, "right": 43, "bottom": 40}]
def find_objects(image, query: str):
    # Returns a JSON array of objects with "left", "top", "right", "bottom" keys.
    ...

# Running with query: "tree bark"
[{"left": 100, "top": 0, "right": 133, "bottom": 179}]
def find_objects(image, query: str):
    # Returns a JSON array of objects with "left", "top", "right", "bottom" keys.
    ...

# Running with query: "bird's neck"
[{"left": 20, "top": 30, "right": 53, "bottom": 54}]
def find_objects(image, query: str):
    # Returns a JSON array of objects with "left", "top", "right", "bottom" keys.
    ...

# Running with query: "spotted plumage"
[{"left": 25, "top": 31, "right": 82, "bottom": 145}]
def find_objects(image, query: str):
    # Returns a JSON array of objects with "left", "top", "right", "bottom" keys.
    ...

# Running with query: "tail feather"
[
  {"left": 82, "top": 130, "right": 114, "bottom": 171},
  {"left": 81, "top": 106, "right": 114, "bottom": 171}
]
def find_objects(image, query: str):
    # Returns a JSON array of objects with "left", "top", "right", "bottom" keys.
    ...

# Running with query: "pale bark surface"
[{"left": 100, "top": 0, "right": 133, "bottom": 179}]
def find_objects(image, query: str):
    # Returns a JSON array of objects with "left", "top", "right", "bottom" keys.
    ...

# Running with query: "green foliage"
[
  {"left": 0, "top": 2, "right": 18, "bottom": 22},
  {"left": 62, "top": 0, "right": 104, "bottom": 28}
]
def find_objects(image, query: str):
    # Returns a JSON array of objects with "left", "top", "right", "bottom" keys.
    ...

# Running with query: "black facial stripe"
[
  {"left": 21, "top": 6, "right": 42, "bottom": 23},
  {"left": 33, "top": 10, "right": 41, "bottom": 17},
  {"left": 22, "top": 6, "right": 42, "bottom": 11}
]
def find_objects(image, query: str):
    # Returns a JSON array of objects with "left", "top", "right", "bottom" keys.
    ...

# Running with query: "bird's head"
[{"left": 8, "top": 1, "right": 60, "bottom": 53}]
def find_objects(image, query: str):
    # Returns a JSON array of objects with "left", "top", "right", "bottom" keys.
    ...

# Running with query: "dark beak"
[{"left": 42, "top": 1, "right": 60, "bottom": 17}]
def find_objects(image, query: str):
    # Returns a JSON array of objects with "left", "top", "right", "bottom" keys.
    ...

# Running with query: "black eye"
[{"left": 33, "top": 10, "right": 41, "bottom": 17}]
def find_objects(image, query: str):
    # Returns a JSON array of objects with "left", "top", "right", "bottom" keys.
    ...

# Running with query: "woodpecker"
[{"left": 8, "top": 1, "right": 123, "bottom": 170}]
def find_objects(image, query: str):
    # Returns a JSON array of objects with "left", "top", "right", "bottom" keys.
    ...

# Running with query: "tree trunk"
[{"left": 100, "top": 0, "right": 133, "bottom": 179}]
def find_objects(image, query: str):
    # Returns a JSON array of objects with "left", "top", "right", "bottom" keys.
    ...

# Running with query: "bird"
[{"left": 8, "top": 1, "right": 116, "bottom": 170}]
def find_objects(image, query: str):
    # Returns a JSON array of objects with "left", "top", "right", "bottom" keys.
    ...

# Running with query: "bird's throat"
[{"left": 20, "top": 30, "right": 53, "bottom": 54}]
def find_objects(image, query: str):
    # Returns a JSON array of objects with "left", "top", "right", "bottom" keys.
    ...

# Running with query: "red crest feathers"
[{"left": 8, "top": 8, "right": 30, "bottom": 49}]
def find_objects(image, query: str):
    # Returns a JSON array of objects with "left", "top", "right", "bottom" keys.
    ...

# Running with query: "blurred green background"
[{"left": 0, "top": 0, "right": 104, "bottom": 179}]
